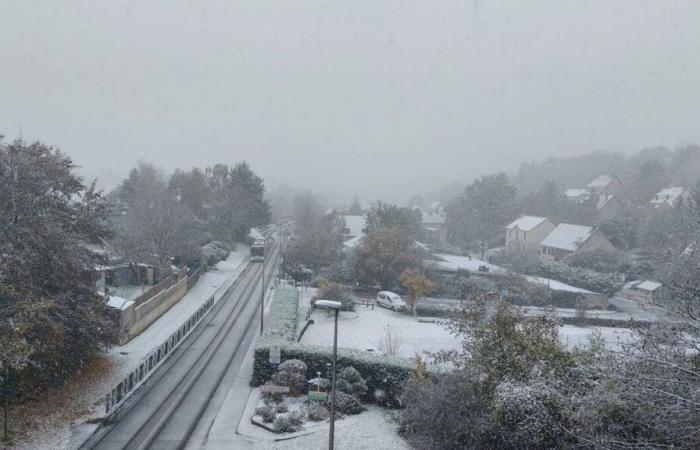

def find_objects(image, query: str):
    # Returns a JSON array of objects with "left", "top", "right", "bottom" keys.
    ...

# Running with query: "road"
[{"left": 82, "top": 243, "right": 279, "bottom": 450}]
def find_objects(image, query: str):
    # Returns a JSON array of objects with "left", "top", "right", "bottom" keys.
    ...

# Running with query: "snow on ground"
[
  {"left": 559, "top": 325, "right": 637, "bottom": 350},
  {"left": 250, "top": 406, "right": 410, "bottom": 450},
  {"left": 301, "top": 306, "right": 462, "bottom": 358},
  {"left": 519, "top": 305, "right": 654, "bottom": 322},
  {"left": 15, "top": 246, "right": 250, "bottom": 450},
  {"left": 301, "top": 302, "right": 639, "bottom": 359}
]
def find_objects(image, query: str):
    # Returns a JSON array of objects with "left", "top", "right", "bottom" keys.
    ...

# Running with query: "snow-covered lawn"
[
  {"left": 13, "top": 246, "right": 250, "bottom": 450},
  {"left": 559, "top": 325, "right": 637, "bottom": 350},
  {"left": 301, "top": 306, "right": 461, "bottom": 358},
  {"left": 250, "top": 406, "right": 409, "bottom": 450},
  {"left": 301, "top": 303, "right": 639, "bottom": 359}
]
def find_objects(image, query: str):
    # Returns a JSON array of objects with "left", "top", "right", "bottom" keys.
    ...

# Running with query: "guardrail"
[{"left": 105, "top": 295, "right": 215, "bottom": 414}]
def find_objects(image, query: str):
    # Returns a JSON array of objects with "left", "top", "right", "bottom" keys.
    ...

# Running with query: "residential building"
[
  {"left": 649, "top": 186, "right": 689, "bottom": 211},
  {"left": 339, "top": 215, "right": 366, "bottom": 241},
  {"left": 540, "top": 223, "right": 615, "bottom": 260},
  {"left": 505, "top": 216, "right": 555, "bottom": 251},
  {"left": 564, "top": 189, "right": 590, "bottom": 203},
  {"left": 420, "top": 204, "right": 447, "bottom": 245},
  {"left": 619, "top": 280, "right": 667, "bottom": 305},
  {"left": 596, "top": 195, "right": 623, "bottom": 221},
  {"left": 586, "top": 175, "right": 624, "bottom": 197}
]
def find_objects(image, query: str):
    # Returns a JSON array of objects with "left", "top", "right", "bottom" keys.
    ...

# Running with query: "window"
[{"left": 343, "top": 227, "right": 350, "bottom": 235}]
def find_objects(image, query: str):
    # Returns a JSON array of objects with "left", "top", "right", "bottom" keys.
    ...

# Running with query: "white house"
[
  {"left": 540, "top": 223, "right": 615, "bottom": 260},
  {"left": 505, "top": 216, "right": 555, "bottom": 251},
  {"left": 339, "top": 215, "right": 366, "bottom": 241},
  {"left": 587, "top": 175, "right": 624, "bottom": 197},
  {"left": 650, "top": 187, "right": 689, "bottom": 211},
  {"left": 564, "top": 189, "right": 590, "bottom": 203}
]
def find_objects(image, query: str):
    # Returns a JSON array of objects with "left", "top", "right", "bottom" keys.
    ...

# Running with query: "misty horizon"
[{"left": 3, "top": 1, "right": 700, "bottom": 203}]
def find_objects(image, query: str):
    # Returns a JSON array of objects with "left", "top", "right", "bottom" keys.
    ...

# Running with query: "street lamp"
[{"left": 314, "top": 300, "right": 342, "bottom": 450}]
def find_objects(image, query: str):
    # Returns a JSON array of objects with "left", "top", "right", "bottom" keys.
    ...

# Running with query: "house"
[
  {"left": 420, "top": 204, "right": 447, "bottom": 245},
  {"left": 564, "top": 189, "right": 590, "bottom": 203},
  {"left": 505, "top": 216, "right": 555, "bottom": 251},
  {"left": 596, "top": 195, "right": 623, "bottom": 221},
  {"left": 649, "top": 186, "right": 689, "bottom": 211},
  {"left": 586, "top": 175, "right": 624, "bottom": 197},
  {"left": 619, "top": 280, "right": 667, "bottom": 305},
  {"left": 540, "top": 223, "right": 615, "bottom": 260},
  {"left": 339, "top": 215, "right": 366, "bottom": 241}
]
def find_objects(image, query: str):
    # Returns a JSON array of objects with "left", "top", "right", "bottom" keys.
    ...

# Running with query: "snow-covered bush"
[
  {"left": 306, "top": 403, "right": 329, "bottom": 421},
  {"left": 255, "top": 404, "right": 275, "bottom": 423},
  {"left": 201, "top": 240, "right": 230, "bottom": 265},
  {"left": 333, "top": 391, "right": 365, "bottom": 415},
  {"left": 492, "top": 380, "right": 562, "bottom": 447},
  {"left": 272, "top": 415, "right": 297, "bottom": 433},
  {"left": 272, "top": 359, "right": 308, "bottom": 396},
  {"left": 336, "top": 366, "right": 368, "bottom": 398}
]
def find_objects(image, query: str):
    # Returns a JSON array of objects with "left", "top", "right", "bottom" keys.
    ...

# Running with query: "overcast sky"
[{"left": 2, "top": 1, "right": 700, "bottom": 203}]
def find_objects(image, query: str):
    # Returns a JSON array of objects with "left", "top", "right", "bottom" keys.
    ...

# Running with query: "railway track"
[{"left": 82, "top": 243, "right": 280, "bottom": 450}]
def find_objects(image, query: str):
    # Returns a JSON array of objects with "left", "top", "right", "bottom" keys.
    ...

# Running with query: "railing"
[{"left": 105, "top": 295, "right": 215, "bottom": 414}]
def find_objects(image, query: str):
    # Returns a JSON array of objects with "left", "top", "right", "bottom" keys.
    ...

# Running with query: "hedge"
[
  {"left": 260, "top": 287, "right": 299, "bottom": 345},
  {"left": 253, "top": 287, "right": 415, "bottom": 407},
  {"left": 253, "top": 344, "right": 414, "bottom": 407}
]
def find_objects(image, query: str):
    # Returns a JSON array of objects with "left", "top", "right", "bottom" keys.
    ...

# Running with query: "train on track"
[{"left": 250, "top": 238, "right": 267, "bottom": 262}]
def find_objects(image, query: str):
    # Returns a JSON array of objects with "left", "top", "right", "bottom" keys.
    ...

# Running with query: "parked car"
[{"left": 376, "top": 291, "right": 407, "bottom": 311}]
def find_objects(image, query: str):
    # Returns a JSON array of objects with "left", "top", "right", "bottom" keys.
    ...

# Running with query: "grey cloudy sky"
[{"left": 2, "top": 1, "right": 700, "bottom": 203}]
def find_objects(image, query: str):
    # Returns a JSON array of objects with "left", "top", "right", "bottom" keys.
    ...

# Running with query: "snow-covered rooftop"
[
  {"left": 541, "top": 223, "right": 594, "bottom": 252},
  {"left": 505, "top": 216, "right": 548, "bottom": 231},
  {"left": 340, "top": 215, "right": 366, "bottom": 237},
  {"left": 564, "top": 188, "right": 589, "bottom": 198},
  {"left": 650, "top": 186, "right": 686, "bottom": 207},
  {"left": 106, "top": 295, "right": 134, "bottom": 310},
  {"left": 421, "top": 210, "right": 446, "bottom": 225},
  {"left": 587, "top": 175, "right": 613, "bottom": 188},
  {"left": 429, "top": 253, "right": 597, "bottom": 294},
  {"left": 623, "top": 279, "right": 663, "bottom": 292},
  {"left": 342, "top": 235, "right": 363, "bottom": 250}
]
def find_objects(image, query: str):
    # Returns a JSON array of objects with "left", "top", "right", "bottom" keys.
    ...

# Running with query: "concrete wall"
[{"left": 119, "top": 274, "right": 189, "bottom": 344}]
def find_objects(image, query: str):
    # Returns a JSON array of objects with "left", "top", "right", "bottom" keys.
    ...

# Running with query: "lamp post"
[
  {"left": 260, "top": 253, "right": 265, "bottom": 335},
  {"left": 314, "top": 300, "right": 342, "bottom": 450},
  {"left": 2, "top": 361, "right": 8, "bottom": 443}
]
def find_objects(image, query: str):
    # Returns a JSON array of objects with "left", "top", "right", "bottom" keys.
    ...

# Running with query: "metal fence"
[{"left": 104, "top": 295, "right": 215, "bottom": 414}]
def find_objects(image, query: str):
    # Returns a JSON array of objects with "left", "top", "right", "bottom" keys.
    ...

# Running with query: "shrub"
[
  {"left": 288, "top": 410, "right": 304, "bottom": 428},
  {"left": 275, "top": 402, "right": 288, "bottom": 413},
  {"left": 272, "top": 359, "right": 308, "bottom": 396},
  {"left": 256, "top": 404, "right": 276, "bottom": 423},
  {"left": 272, "top": 415, "right": 298, "bottom": 433},
  {"left": 332, "top": 391, "right": 365, "bottom": 415},
  {"left": 306, "top": 403, "right": 329, "bottom": 421},
  {"left": 336, "top": 366, "right": 368, "bottom": 398},
  {"left": 317, "top": 281, "right": 355, "bottom": 311}
]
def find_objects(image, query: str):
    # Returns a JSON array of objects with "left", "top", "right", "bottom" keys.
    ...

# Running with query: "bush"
[
  {"left": 332, "top": 391, "right": 365, "bottom": 415},
  {"left": 337, "top": 366, "right": 368, "bottom": 398},
  {"left": 288, "top": 410, "right": 304, "bottom": 428},
  {"left": 306, "top": 403, "right": 329, "bottom": 421},
  {"left": 317, "top": 281, "right": 355, "bottom": 311},
  {"left": 272, "top": 359, "right": 308, "bottom": 396},
  {"left": 272, "top": 415, "right": 298, "bottom": 433},
  {"left": 255, "top": 404, "right": 276, "bottom": 423},
  {"left": 275, "top": 402, "right": 288, "bottom": 413}
]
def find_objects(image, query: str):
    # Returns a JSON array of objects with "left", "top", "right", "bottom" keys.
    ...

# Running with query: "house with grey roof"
[{"left": 540, "top": 223, "right": 614, "bottom": 260}]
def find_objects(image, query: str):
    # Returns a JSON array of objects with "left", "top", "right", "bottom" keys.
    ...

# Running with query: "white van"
[{"left": 376, "top": 291, "right": 407, "bottom": 311}]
